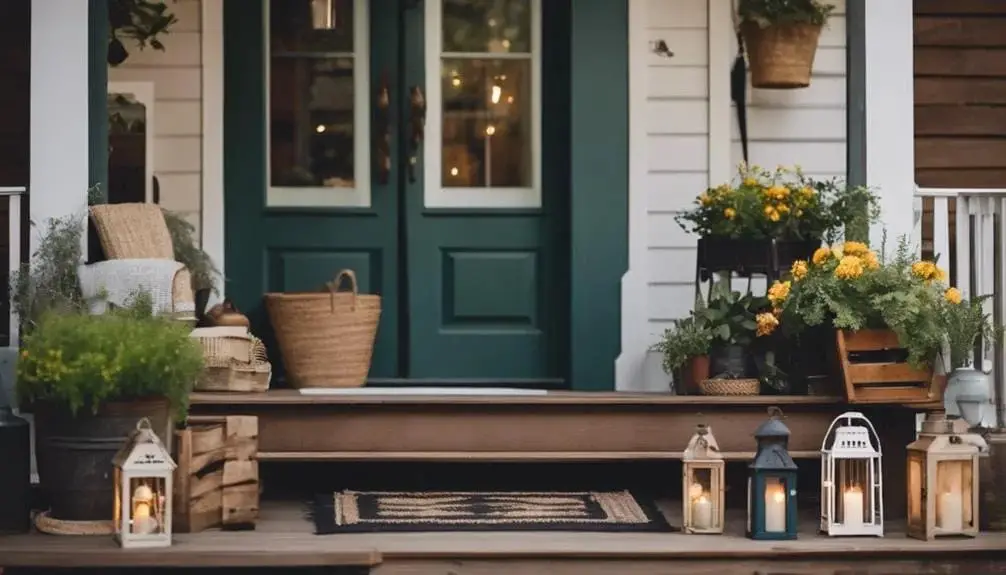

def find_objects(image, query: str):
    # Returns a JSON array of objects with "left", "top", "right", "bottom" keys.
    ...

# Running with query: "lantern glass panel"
[
  {"left": 935, "top": 459, "right": 973, "bottom": 532},
  {"left": 763, "top": 476, "right": 789, "bottom": 533},
  {"left": 835, "top": 458, "right": 870, "bottom": 526},
  {"left": 908, "top": 454, "right": 924, "bottom": 526},
  {"left": 687, "top": 467, "right": 716, "bottom": 530},
  {"left": 129, "top": 476, "right": 167, "bottom": 536}
]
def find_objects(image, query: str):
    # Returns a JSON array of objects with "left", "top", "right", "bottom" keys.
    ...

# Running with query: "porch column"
[
  {"left": 863, "top": 1, "right": 914, "bottom": 246},
  {"left": 30, "top": 0, "right": 91, "bottom": 248}
]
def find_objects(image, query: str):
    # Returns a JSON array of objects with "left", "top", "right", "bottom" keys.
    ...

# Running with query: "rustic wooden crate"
[
  {"left": 173, "top": 415, "right": 260, "bottom": 533},
  {"left": 835, "top": 329, "right": 941, "bottom": 404}
]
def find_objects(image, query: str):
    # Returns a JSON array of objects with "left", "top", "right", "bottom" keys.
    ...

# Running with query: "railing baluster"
[{"left": 0, "top": 187, "right": 26, "bottom": 349}]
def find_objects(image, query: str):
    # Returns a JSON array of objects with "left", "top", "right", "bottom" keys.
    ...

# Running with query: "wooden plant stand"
[
  {"left": 835, "top": 329, "right": 940, "bottom": 404},
  {"left": 173, "top": 415, "right": 260, "bottom": 533}
]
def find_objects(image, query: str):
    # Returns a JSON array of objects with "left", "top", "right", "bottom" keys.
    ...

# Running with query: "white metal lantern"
[
  {"left": 907, "top": 411, "right": 980, "bottom": 540},
  {"left": 682, "top": 423, "right": 724, "bottom": 534},
  {"left": 112, "top": 418, "right": 176, "bottom": 549},
  {"left": 820, "top": 412, "right": 883, "bottom": 537}
]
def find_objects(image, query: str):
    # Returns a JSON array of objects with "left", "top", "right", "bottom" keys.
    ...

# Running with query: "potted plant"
[
  {"left": 738, "top": 0, "right": 836, "bottom": 89},
  {"left": 776, "top": 237, "right": 947, "bottom": 403},
  {"left": 696, "top": 279, "right": 768, "bottom": 378},
  {"left": 16, "top": 295, "right": 204, "bottom": 522},
  {"left": 940, "top": 290, "right": 1000, "bottom": 423},
  {"left": 676, "top": 164, "right": 880, "bottom": 280},
  {"left": 652, "top": 314, "right": 712, "bottom": 395},
  {"left": 108, "top": 0, "right": 178, "bottom": 66}
]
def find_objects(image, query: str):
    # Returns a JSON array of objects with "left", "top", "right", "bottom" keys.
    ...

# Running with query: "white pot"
[{"left": 947, "top": 368, "right": 991, "bottom": 426}]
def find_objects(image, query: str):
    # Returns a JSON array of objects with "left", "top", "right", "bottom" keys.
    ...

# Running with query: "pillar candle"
[
  {"left": 691, "top": 495, "right": 713, "bottom": 530},
  {"left": 842, "top": 487, "right": 864, "bottom": 528},
  {"left": 937, "top": 491, "right": 963, "bottom": 532},
  {"left": 764, "top": 484, "right": 786, "bottom": 533}
]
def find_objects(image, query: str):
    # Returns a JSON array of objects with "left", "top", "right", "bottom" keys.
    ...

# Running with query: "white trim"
[
  {"left": 708, "top": 0, "right": 733, "bottom": 185},
  {"left": 1, "top": 188, "right": 26, "bottom": 348},
  {"left": 202, "top": 0, "right": 225, "bottom": 305},
  {"left": 108, "top": 82, "right": 156, "bottom": 204},
  {"left": 423, "top": 0, "right": 542, "bottom": 209},
  {"left": 616, "top": 0, "right": 650, "bottom": 391},
  {"left": 264, "top": 0, "right": 372, "bottom": 208},
  {"left": 29, "top": 0, "right": 90, "bottom": 255},
  {"left": 864, "top": 1, "right": 914, "bottom": 246}
]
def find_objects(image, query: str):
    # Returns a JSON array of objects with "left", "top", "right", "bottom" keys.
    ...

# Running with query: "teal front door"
[{"left": 224, "top": 0, "right": 567, "bottom": 385}]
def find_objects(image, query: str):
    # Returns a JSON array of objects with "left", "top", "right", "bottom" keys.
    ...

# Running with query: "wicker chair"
[{"left": 85, "top": 203, "right": 196, "bottom": 320}]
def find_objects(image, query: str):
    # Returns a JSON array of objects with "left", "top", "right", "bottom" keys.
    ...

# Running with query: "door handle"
[
  {"left": 374, "top": 73, "right": 391, "bottom": 185},
  {"left": 407, "top": 85, "right": 426, "bottom": 184}
]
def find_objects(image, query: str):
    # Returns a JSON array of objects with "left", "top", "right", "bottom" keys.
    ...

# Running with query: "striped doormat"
[{"left": 311, "top": 490, "right": 672, "bottom": 533}]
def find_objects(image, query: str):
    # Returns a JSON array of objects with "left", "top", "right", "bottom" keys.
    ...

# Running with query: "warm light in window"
[
  {"left": 451, "top": 77, "right": 462, "bottom": 88},
  {"left": 502, "top": 39, "right": 511, "bottom": 49},
  {"left": 315, "top": 124, "right": 326, "bottom": 133},
  {"left": 507, "top": 96, "right": 514, "bottom": 104},
  {"left": 485, "top": 125, "right": 496, "bottom": 136},
  {"left": 491, "top": 85, "right": 502, "bottom": 104},
  {"left": 450, "top": 167, "right": 459, "bottom": 176}
]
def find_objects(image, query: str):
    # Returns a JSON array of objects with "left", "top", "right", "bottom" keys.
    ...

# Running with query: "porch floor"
[{"left": 2, "top": 501, "right": 1005, "bottom": 571}]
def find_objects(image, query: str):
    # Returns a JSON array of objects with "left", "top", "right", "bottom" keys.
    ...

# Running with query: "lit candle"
[
  {"left": 132, "top": 502, "right": 155, "bottom": 534},
  {"left": 842, "top": 486, "right": 864, "bottom": 528},
  {"left": 937, "top": 491, "right": 963, "bottom": 532},
  {"left": 764, "top": 484, "right": 786, "bottom": 533},
  {"left": 691, "top": 494, "right": 713, "bottom": 529}
]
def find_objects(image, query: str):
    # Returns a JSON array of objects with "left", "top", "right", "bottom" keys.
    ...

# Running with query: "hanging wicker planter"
[{"left": 741, "top": 21, "right": 823, "bottom": 89}]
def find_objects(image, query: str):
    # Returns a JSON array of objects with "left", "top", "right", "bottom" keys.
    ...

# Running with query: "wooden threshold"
[
  {"left": 256, "top": 450, "right": 822, "bottom": 461},
  {"left": 3, "top": 501, "right": 1006, "bottom": 571}
]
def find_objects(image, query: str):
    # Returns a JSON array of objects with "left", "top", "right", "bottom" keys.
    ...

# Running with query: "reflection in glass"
[
  {"left": 441, "top": 58, "right": 531, "bottom": 188},
  {"left": 269, "top": 0, "right": 356, "bottom": 189},
  {"left": 107, "top": 92, "right": 147, "bottom": 203},
  {"left": 443, "top": 0, "right": 531, "bottom": 53}
]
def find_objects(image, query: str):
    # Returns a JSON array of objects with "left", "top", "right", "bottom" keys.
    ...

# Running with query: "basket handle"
[{"left": 325, "top": 269, "right": 359, "bottom": 312}]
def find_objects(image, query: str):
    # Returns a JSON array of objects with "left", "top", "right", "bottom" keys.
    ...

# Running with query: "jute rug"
[{"left": 311, "top": 490, "right": 672, "bottom": 533}]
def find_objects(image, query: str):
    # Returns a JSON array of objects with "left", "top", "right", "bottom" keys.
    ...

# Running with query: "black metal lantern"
[{"left": 748, "top": 407, "right": 799, "bottom": 540}]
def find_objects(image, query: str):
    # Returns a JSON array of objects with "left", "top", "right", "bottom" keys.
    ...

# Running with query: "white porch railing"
[
  {"left": 913, "top": 186, "right": 1006, "bottom": 428},
  {"left": 0, "top": 187, "right": 26, "bottom": 348}
]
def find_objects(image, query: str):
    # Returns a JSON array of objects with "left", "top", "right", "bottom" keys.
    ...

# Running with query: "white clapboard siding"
[
  {"left": 639, "top": 0, "right": 848, "bottom": 390},
  {"left": 108, "top": 0, "right": 203, "bottom": 244}
]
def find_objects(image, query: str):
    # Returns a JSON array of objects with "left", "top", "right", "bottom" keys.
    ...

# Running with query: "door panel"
[
  {"left": 403, "top": 0, "right": 559, "bottom": 382},
  {"left": 224, "top": 0, "right": 401, "bottom": 379}
]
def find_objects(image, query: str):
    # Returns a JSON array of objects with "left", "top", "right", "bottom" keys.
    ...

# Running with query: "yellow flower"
[
  {"left": 766, "top": 185, "right": 790, "bottom": 200},
  {"left": 791, "top": 260, "right": 809, "bottom": 280},
  {"left": 861, "top": 250, "right": 880, "bottom": 270},
  {"left": 768, "top": 280, "right": 791, "bottom": 306},
  {"left": 699, "top": 193, "right": 712, "bottom": 206},
  {"left": 812, "top": 247, "right": 831, "bottom": 265},
  {"left": 756, "top": 312, "right": 780, "bottom": 337},
  {"left": 842, "top": 241, "right": 869, "bottom": 256},
  {"left": 911, "top": 260, "right": 946, "bottom": 282},
  {"left": 934, "top": 266, "right": 948, "bottom": 283},
  {"left": 834, "top": 255, "right": 865, "bottom": 280},
  {"left": 743, "top": 177, "right": 758, "bottom": 187},
  {"left": 945, "top": 287, "right": 963, "bottom": 305},
  {"left": 800, "top": 186, "right": 814, "bottom": 198},
  {"left": 724, "top": 207, "right": 736, "bottom": 219},
  {"left": 795, "top": 209, "right": 803, "bottom": 217},
  {"left": 777, "top": 203, "right": 790, "bottom": 214}
]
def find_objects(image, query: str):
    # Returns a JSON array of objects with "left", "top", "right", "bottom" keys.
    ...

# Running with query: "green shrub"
[
  {"left": 16, "top": 295, "right": 203, "bottom": 417},
  {"left": 738, "top": 0, "right": 836, "bottom": 28}
]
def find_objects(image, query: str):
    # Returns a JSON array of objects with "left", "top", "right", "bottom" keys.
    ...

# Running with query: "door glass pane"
[
  {"left": 269, "top": 0, "right": 357, "bottom": 190},
  {"left": 442, "top": 0, "right": 531, "bottom": 53},
  {"left": 440, "top": 0, "right": 533, "bottom": 190},
  {"left": 107, "top": 92, "right": 149, "bottom": 203}
]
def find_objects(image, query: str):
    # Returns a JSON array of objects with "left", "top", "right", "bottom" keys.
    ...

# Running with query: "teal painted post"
[
  {"left": 88, "top": 0, "right": 109, "bottom": 203},
  {"left": 845, "top": 0, "right": 868, "bottom": 243},
  {"left": 569, "top": 0, "right": 628, "bottom": 391}
]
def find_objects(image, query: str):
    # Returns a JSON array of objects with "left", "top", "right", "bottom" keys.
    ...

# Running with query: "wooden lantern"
[
  {"left": 907, "top": 411, "right": 980, "bottom": 540},
  {"left": 682, "top": 423, "right": 724, "bottom": 534},
  {"left": 112, "top": 418, "right": 176, "bottom": 548},
  {"left": 820, "top": 412, "right": 883, "bottom": 537},
  {"left": 748, "top": 407, "right": 798, "bottom": 540}
]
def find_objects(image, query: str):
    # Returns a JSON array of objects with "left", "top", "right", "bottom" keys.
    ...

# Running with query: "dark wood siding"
[
  {"left": 915, "top": 0, "right": 1006, "bottom": 188},
  {"left": 0, "top": 0, "right": 30, "bottom": 346}
]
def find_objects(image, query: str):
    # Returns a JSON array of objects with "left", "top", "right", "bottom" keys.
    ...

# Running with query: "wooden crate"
[
  {"left": 835, "top": 329, "right": 941, "bottom": 404},
  {"left": 173, "top": 415, "right": 260, "bottom": 533}
]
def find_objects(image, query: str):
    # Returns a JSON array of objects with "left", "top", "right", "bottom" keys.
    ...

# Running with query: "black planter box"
[{"left": 697, "top": 237, "right": 821, "bottom": 279}]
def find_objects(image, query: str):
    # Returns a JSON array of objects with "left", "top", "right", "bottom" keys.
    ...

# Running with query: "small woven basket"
[
  {"left": 699, "top": 378, "right": 760, "bottom": 396},
  {"left": 197, "top": 337, "right": 272, "bottom": 393},
  {"left": 265, "top": 269, "right": 381, "bottom": 388},
  {"left": 742, "top": 22, "right": 823, "bottom": 89}
]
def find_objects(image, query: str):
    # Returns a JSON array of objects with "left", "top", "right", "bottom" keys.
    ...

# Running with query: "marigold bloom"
[
  {"left": 724, "top": 207, "right": 736, "bottom": 219},
  {"left": 756, "top": 312, "right": 780, "bottom": 337},
  {"left": 945, "top": 287, "right": 963, "bottom": 304},
  {"left": 791, "top": 260, "right": 809, "bottom": 280},
  {"left": 834, "top": 255, "right": 865, "bottom": 280},
  {"left": 768, "top": 280, "right": 791, "bottom": 306},
  {"left": 842, "top": 241, "right": 869, "bottom": 256},
  {"left": 812, "top": 247, "right": 831, "bottom": 265}
]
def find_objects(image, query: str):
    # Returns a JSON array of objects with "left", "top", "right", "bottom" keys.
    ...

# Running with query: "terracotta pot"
[
  {"left": 677, "top": 355, "right": 710, "bottom": 395},
  {"left": 742, "top": 21, "right": 823, "bottom": 89}
]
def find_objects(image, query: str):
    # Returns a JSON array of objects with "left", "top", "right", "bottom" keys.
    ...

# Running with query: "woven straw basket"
[
  {"left": 699, "top": 378, "right": 760, "bottom": 396},
  {"left": 265, "top": 269, "right": 381, "bottom": 388},
  {"left": 742, "top": 22, "right": 823, "bottom": 89},
  {"left": 192, "top": 327, "right": 272, "bottom": 392}
]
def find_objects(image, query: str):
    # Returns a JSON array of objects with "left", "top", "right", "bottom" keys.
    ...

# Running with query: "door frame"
[{"left": 216, "top": 0, "right": 628, "bottom": 391}]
